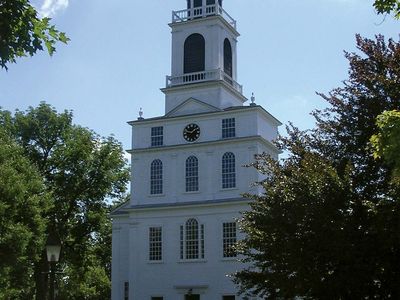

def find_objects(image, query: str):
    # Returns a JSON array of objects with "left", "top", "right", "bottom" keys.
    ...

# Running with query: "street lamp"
[{"left": 46, "top": 233, "right": 61, "bottom": 300}]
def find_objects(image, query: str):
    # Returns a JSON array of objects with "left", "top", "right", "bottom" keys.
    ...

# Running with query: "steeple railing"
[
  {"left": 166, "top": 69, "right": 243, "bottom": 94},
  {"left": 172, "top": 4, "right": 236, "bottom": 29}
]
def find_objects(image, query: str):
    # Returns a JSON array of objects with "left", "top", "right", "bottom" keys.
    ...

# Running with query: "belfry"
[{"left": 111, "top": 1, "right": 281, "bottom": 299}]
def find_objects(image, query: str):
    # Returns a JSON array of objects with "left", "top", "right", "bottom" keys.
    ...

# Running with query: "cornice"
[
  {"left": 168, "top": 15, "right": 240, "bottom": 38},
  {"left": 127, "top": 135, "right": 281, "bottom": 155},
  {"left": 110, "top": 197, "right": 250, "bottom": 216},
  {"left": 128, "top": 105, "right": 280, "bottom": 126}
]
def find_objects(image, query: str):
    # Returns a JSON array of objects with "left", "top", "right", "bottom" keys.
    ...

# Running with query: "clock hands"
[{"left": 185, "top": 128, "right": 198, "bottom": 134}]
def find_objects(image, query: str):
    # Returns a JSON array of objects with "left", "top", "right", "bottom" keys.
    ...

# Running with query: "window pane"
[
  {"left": 181, "top": 219, "right": 205, "bottom": 260},
  {"left": 186, "top": 219, "right": 199, "bottom": 259},
  {"left": 222, "top": 118, "right": 235, "bottom": 138},
  {"left": 223, "top": 222, "right": 237, "bottom": 258},
  {"left": 224, "top": 39, "right": 233, "bottom": 78},
  {"left": 194, "top": 0, "right": 202, "bottom": 7},
  {"left": 222, "top": 152, "right": 236, "bottom": 188},
  {"left": 184, "top": 34, "right": 205, "bottom": 74},
  {"left": 186, "top": 156, "right": 199, "bottom": 192},
  {"left": 223, "top": 296, "right": 235, "bottom": 300},
  {"left": 151, "top": 126, "right": 163, "bottom": 147},
  {"left": 124, "top": 282, "right": 129, "bottom": 300},
  {"left": 150, "top": 160, "right": 163, "bottom": 194},
  {"left": 180, "top": 225, "right": 184, "bottom": 259},
  {"left": 149, "top": 227, "right": 162, "bottom": 261}
]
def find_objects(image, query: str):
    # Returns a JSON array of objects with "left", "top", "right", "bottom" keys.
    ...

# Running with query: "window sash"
[
  {"left": 186, "top": 156, "right": 199, "bottom": 192},
  {"left": 149, "top": 227, "right": 162, "bottom": 261},
  {"left": 223, "top": 222, "right": 237, "bottom": 258},
  {"left": 222, "top": 118, "right": 235, "bottom": 139},
  {"left": 151, "top": 126, "right": 163, "bottom": 147},
  {"left": 124, "top": 282, "right": 129, "bottom": 300},
  {"left": 180, "top": 219, "right": 205, "bottom": 260},
  {"left": 150, "top": 160, "right": 163, "bottom": 194},
  {"left": 222, "top": 152, "right": 236, "bottom": 189}
]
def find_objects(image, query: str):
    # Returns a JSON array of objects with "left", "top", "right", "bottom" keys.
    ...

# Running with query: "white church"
[{"left": 111, "top": 1, "right": 281, "bottom": 299}]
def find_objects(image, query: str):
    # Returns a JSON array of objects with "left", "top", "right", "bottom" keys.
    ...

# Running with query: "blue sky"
[{"left": 0, "top": 0, "right": 398, "bottom": 153}]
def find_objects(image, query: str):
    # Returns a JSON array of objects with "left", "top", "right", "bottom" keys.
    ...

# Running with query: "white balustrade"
[
  {"left": 172, "top": 4, "right": 237, "bottom": 29},
  {"left": 166, "top": 69, "right": 243, "bottom": 94}
]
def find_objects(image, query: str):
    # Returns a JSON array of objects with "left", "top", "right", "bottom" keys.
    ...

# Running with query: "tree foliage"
[
  {"left": 0, "top": 103, "right": 130, "bottom": 299},
  {"left": 0, "top": 0, "right": 69, "bottom": 70},
  {"left": 0, "top": 128, "right": 51, "bottom": 299},
  {"left": 235, "top": 35, "right": 400, "bottom": 299},
  {"left": 374, "top": 0, "right": 400, "bottom": 18},
  {"left": 371, "top": 110, "right": 400, "bottom": 183}
]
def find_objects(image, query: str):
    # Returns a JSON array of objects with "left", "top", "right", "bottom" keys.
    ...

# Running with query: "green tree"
[
  {"left": 235, "top": 35, "right": 400, "bottom": 298},
  {"left": 0, "top": 103, "right": 130, "bottom": 299},
  {"left": 371, "top": 110, "right": 400, "bottom": 183},
  {"left": 0, "top": 128, "right": 51, "bottom": 299},
  {"left": 374, "top": 0, "right": 400, "bottom": 18},
  {"left": 0, "top": 0, "right": 69, "bottom": 70}
]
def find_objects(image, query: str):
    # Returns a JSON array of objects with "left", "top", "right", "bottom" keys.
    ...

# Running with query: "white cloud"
[{"left": 39, "top": 0, "right": 69, "bottom": 17}]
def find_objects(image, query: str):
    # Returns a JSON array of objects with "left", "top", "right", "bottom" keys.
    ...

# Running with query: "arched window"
[
  {"left": 206, "top": 0, "right": 223, "bottom": 6},
  {"left": 180, "top": 218, "right": 205, "bottom": 259},
  {"left": 186, "top": 156, "right": 199, "bottom": 192},
  {"left": 188, "top": 0, "right": 222, "bottom": 7},
  {"left": 194, "top": 0, "right": 202, "bottom": 7},
  {"left": 222, "top": 152, "right": 236, "bottom": 189},
  {"left": 150, "top": 159, "right": 163, "bottom": 194},
  {"left": 184, "top": 34, "right": 205, "bottom": 74},
  {"left": 224, "top": 38, "right": 233, "bottom": 78}
]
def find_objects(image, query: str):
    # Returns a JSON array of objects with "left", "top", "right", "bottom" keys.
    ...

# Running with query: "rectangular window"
[
  {"left": 180, "top": 225, "right": 184, "bottom": 259},
  {"left": 223, "top": 222, "right": 237, "bottom": 258},
  {"left": 151, "top": 126, "right": 163, "bottom": 147},
  {"left": 222, "top": 118, "right": 236, "bottom": 139},
  {"left": 151, "top": 297, "right": 163, "bottom": 300},
  {"left": 223, "top": 296, "right": 235, "bottom": 300},
  {"left": 149, "top": 227, "right": 162, "bottom": 261},
  {"left": 124, "top": 282, "right": 129, "bottom": 300}
]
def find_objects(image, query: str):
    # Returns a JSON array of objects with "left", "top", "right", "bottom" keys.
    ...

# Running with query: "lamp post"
[{"left": 46, "top": 233, "right": 61, "bottom": 300}]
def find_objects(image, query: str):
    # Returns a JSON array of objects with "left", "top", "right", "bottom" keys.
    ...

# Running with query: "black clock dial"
[{"left": 183, "top": 123, "right": 201, "bottom": 142}]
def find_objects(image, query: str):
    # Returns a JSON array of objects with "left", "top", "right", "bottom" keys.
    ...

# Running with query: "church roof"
[
  {"left": 128, "top": 104, "right": 282, "bottom": 126},
  {"left": 110, "top": 197, "right": 249, "bottom": 216}
]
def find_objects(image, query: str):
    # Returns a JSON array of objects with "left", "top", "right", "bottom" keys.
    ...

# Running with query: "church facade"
[{"left": 111, "top": 1, "right": 281, "bottom": 299}]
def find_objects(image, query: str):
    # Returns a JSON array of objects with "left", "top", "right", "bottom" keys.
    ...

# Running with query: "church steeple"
[{"left": 162, "top": 0, "right": 247, "bottom": 115}]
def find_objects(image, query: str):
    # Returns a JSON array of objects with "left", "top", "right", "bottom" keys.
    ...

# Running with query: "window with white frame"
[
  {"left": 180, "top": 218, "right": 205, "bottom": 260},
  {"left": 151, "top": 126, "right": 163, "bottom": 147},
  {"left": 223, "top": 222, "right": 237, "bottom": 258},
  {"left": 222, "top": 118, "right": 235, "bottom": 139},
  {"left": 186, "top": 156, "right": 199, "bottom": 192},
  {"left": 150, "top": 159, "right": 163, "bottom": 194},
  {"left": 222, "top": 152, "right": 236, "bottom": 189},
  {"left": 149, "top": 227, "right": 162, "bottom": 261}
]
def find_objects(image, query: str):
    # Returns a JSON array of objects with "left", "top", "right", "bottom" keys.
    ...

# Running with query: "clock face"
[{"left": 183, "top": 123, "right": 201, "bottom": 142}]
